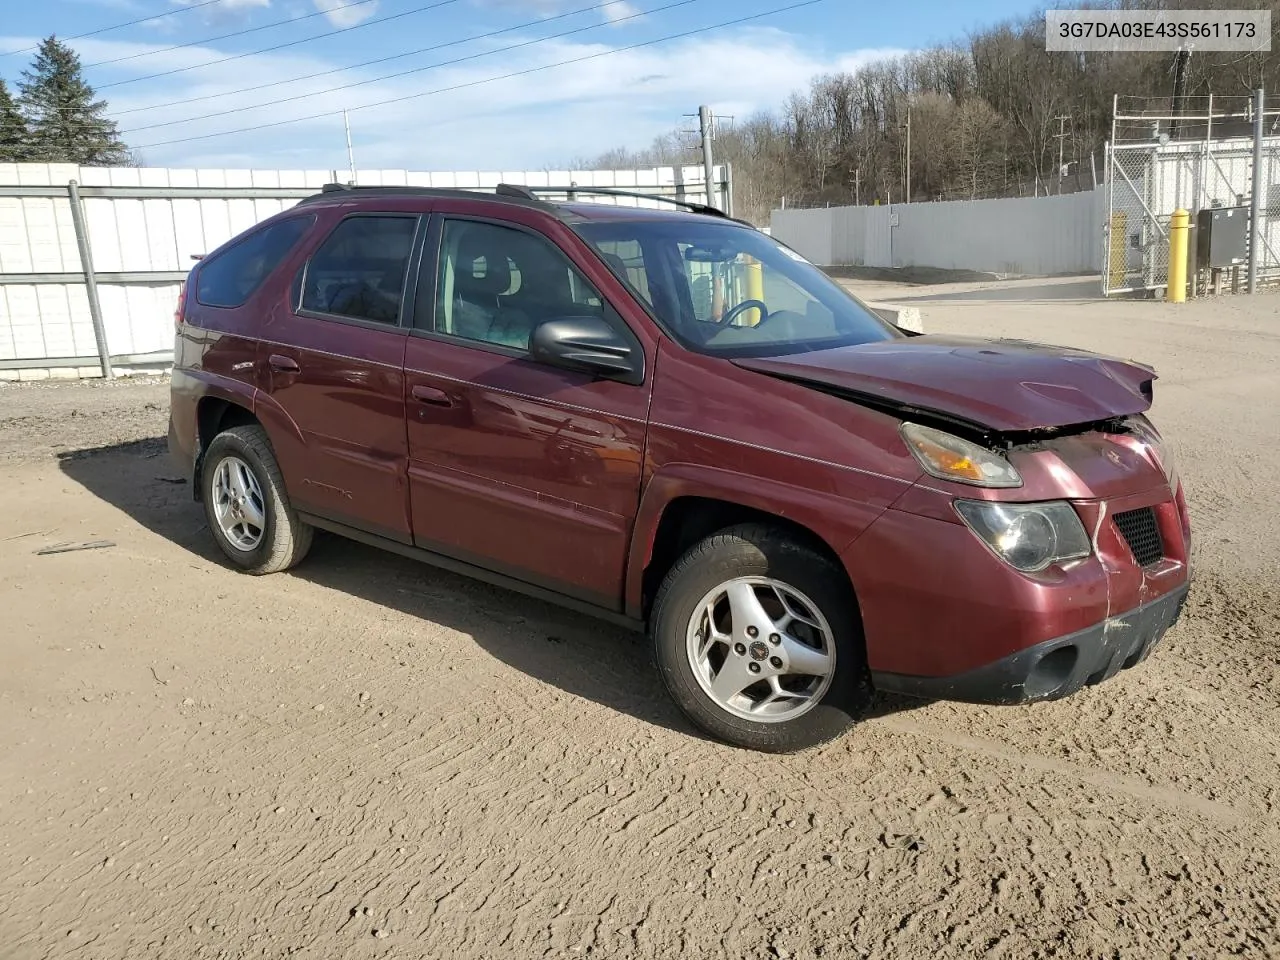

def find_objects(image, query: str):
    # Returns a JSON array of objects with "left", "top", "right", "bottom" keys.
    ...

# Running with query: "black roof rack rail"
[
  {"left": 509, "top": 184, "right": 730, "bottom": 218},
  {"left": 494, "top": 183, "right": 539, "bottom": 200},
  {"left": 298, "top": 182, "right": 752, "bottom": 226},
  {"left": 299, "top": 182, "right": 562, "bottom": 211}
]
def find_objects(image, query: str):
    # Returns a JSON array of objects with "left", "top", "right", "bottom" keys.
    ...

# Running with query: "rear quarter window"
[{"left": 195, "top": 216, "right": 314, "bottom": 308}]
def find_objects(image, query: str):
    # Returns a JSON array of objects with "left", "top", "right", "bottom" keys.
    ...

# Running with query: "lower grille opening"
[
  {"left": 1027, "top": 645, "right": 1077, "bottom": 698},
  {"left": 1113, "top": 507, "right": 1164, "bottom": 567}
]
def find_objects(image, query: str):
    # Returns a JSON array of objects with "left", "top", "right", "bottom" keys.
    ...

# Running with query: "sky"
[{"left": 0, "top": 0, "right": 1036, "bottom": 171}]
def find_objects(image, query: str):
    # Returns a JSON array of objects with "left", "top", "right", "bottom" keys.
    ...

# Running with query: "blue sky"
[{"left": 0, "top": 0, "right": 1036, "bottom": 170}]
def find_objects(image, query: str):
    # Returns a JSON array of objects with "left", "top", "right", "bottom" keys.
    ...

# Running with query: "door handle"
[
  {"left": 412, "top": 384, "right": 454, "bottom": 407},
  {"left": 269, "top": 354, "right": 300, "bottom": 373}
]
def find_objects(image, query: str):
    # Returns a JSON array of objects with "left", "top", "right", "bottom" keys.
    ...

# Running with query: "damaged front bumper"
[{"left": 871, "top": 584, "right": 1190, "bottom": 705}]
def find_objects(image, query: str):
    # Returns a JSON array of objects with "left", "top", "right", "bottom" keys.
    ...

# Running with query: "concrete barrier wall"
[{"left": 772, "top": 189, "right": 1104, "bottom": 275}]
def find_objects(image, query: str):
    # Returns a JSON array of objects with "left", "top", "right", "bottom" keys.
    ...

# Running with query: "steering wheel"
[{"left": 716, "top": 299, "right": 769, "bottom": 327}]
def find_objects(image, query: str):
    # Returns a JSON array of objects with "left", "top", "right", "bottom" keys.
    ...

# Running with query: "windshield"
[{"left": 574, "top": 218, "right": 899, "bottom": 357}]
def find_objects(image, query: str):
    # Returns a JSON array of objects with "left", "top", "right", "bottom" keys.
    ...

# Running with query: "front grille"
[{"left": 1114, "top": 507, "right": 1163, "bottom": 567}]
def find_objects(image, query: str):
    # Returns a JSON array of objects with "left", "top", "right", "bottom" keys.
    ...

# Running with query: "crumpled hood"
[{"left": 733, "top": 335, "right": 1156, "bottom": 433}]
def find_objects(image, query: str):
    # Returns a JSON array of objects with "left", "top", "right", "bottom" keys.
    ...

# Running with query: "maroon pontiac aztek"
[{"left": 169, "top": 183, "right": 1191, "bottom": 752}]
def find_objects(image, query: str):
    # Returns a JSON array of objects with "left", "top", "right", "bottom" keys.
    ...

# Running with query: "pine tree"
[
  {"left": 19, "top": 36, "right": 131, "bottom": 165},
  {"left": 0, "top": 79, "right": 31, "bottom": 162}
]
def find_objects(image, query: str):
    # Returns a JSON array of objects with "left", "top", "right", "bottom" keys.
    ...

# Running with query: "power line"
[
  {"left": 120, "top": 0, "right": 705, "bottom": 134},
  {"left": 97, "top": 0, "right": 465, "bottom": 90},
  {"left": 132, "top": 0, "right": 826, "bottom": 150},
  {"left": 109, "top": 0, "right": 646, "bottom": 119},
  {"left": 0, "top": 0, "right": 230, "bottom": 58},
  {"left": 84, "top": 0, "right": 381, "bottom": 69}
]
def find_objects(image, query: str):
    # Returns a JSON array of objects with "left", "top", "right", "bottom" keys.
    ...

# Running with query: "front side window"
[
  {"left": 435, "top": 219, "right": 605, "bottom": 351},
  {"left": 195, "top": 216, "right": 312, "bottom": 308},
  {"left": 301, "top": 215, "right": 418, "bottom": 325},
  {"left": 575, "top": 219, "right": 898, "bottom": 358}
]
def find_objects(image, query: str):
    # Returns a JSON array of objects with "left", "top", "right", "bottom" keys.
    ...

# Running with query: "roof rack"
[
  {"left": 299, "top": 182, "right": 560, "bottom": 211},
  {"left": 499, "top": 184, "right": 729, "bottom": 218},
  {"left": 300, "top": 182, "right": 742, "bottom": 224}
]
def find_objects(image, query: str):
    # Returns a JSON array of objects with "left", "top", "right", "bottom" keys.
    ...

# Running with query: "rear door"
[
  {"left": 256, "top": 209, "right": 425, "bottom": 544},
  {"left": 402, "top": 205, "right": 655, "bottom": 607}
]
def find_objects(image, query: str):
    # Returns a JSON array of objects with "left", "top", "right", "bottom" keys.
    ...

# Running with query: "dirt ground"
[{"left": 1, "top": 279, "right": 1278, "bottom": 960}]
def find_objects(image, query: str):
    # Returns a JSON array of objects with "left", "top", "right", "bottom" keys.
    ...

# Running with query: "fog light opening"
[{"left": 1026, "top": 645, "right": 1078, "bottom": 699}]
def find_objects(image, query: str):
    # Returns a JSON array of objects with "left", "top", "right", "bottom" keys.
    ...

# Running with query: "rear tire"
[
  {"left": 202, "top": 424, "right": 312, "bottom": 575},
  {"left": 651, "top": 523, "right": 870, "bottom": 752}
]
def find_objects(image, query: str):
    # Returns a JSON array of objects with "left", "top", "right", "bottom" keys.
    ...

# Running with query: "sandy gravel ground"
[{"left": 1, "top": 281, "right": 1278, "bottom": 960}]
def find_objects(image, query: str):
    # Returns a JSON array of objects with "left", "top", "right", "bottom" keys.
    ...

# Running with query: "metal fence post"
[
  {"left": 66, "top": 180, "right": 113, "bottom": 379},
  {"left": 1248, "top": 87, "right": 1264, "bottom": 294}
]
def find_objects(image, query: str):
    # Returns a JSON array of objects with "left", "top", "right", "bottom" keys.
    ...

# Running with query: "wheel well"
[
  {"left": 194, "top": 398, "right": 259, "bottom": 499},
  {"left": 641, "top": 497, "right": 857, "bottom": 620}
]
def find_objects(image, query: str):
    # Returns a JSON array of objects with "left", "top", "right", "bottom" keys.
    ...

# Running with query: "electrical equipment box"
[{"left": 1195, "top": 206, "right": 1249, "bottom": 268}]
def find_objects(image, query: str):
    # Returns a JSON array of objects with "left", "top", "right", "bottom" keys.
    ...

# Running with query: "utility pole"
[
  {"left": 699, "top": 105, "right": 717, "bottom": 210},
  {"left": 904, "top": 106, "right": 912, "bottom": 203},
  {"left": 343, "top": 109, "right": 356, "bottom": 185},
  {"left": 1054, "top": 115, "right": 1070, "bottom": 194},
  {"left": 1248, "top": 87, "right": 1264, "bottom": 294},
  {"left": 851, "top": 166, "right": 861, "bottom": 206},
  {"left": 1170, "top": 47, "right": 1191, "bottom": 140}
]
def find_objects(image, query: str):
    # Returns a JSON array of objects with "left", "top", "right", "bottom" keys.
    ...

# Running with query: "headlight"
[
  {"left": 901, "top": 423, "right": 1022, "bottom": 488},
  {"left": 1125, "top": 415, "right": 1177, "bottom": 490},
  {"left": 954, "top": 500, "right": 1092, "bottom": 572}
]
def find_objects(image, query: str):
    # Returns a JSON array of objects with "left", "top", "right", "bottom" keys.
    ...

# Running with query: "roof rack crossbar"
[{"left": 511, "top": 185, "right": 728, "bottom": 218}]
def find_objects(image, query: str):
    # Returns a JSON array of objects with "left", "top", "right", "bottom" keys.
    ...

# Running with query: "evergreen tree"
[
  {"left": 0, "top": 79, "right": 31, "bottom": 162},
  {"left": 19, "top": 36, "right": 130, "bottom": 165}
]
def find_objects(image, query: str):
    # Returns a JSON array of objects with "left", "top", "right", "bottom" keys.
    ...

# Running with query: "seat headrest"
[
  {"left": 600, "top": 251, "right": 628, "bottom": 277},
  {"left": 454, "top": 229, "right": 511, "bottom": 297}
]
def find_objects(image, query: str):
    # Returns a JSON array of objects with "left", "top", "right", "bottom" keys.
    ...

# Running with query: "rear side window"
[
  {"left": 195, "top": 216, "right": 313, "bottom": 308},
  {"left": 301, "top": 215, "right": 418, "bottom": 325}
]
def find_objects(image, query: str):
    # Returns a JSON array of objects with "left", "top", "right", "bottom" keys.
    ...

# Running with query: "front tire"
[
  {"left": 201, "top": 424, "right": 312, "bottom": 575},
  {"left": 651, "top": 524, "right": 870, "bottom": 752}
]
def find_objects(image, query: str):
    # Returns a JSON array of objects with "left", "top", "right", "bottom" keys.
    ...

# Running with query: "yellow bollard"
[
  {"left": 1108, "top": 211, "right": 1127, "bottom": 291},
  {"left": 744, "top": 255, "right": 765, "bottom": 325},
  {"left": 1167, "top": 208, "right": 1189, "bottom": 303}
]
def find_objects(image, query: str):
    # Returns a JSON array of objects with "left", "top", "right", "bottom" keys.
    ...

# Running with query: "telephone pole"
[
  {"left": 1054, "top": 114, "right": 1070, "bottom": 194},
  {"left": 343, "top": 109, "right": 356, "bottom": 185},
  {"left": 1170, "top": 47, "right": 1191, "bottom": 139},
  {"left": 699, "top": 105, "right": 717, "bottom": 210},
  {"left": 851, "top": 167, "right": 861, "bottom": 206},
  {"left": 903, "top": 107, "right": 912, "bottom": 203}
]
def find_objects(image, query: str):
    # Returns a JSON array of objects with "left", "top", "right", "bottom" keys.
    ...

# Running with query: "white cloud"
[
  {"left": 601, "top": 1, "right": 638, "bottom": 24},
  {"left": 12, "top": 29, "right": 909, "bottom": 172},
  {"left": 310, "top": 0, "right": 379, "bottom": 27},
  {"left": 170, "top": 0, "right": 271, "bottom": 12},
  {"left": 472, "top": 0, "right": 639, "bottom": 27},
  {"left": 160, "top": 0, "right": 270, "bottom": 32}
]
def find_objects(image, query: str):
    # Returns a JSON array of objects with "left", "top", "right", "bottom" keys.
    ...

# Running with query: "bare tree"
[{"left": 581, "top": 0, "right": 1280, "bottom": 222}]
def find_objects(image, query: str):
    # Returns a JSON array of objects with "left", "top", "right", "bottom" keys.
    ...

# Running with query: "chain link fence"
[{"left": 1104, "top": 97, "right": 1280, "bottom": 296}]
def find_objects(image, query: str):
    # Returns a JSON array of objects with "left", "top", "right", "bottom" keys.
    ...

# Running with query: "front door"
[
  {"left": 258, "top": 211, "right": 423, "bottom": 543},
  {"left": 403, "top": 213, "right": 652, "bottom": 607}
]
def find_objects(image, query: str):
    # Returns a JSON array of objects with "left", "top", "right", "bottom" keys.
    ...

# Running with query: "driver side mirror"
[{"left": 529, "top": 315, "right": 643, "bottom": 385}]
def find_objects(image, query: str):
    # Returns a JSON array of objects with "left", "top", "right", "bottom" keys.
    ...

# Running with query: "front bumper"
[{"left": 871, "top": 583, "right": 1190, "bottom": 705}]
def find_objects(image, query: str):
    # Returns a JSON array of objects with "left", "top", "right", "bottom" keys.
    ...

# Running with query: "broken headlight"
[{"left": 901, "top": 423, "right": 1022, "bottom": 488}]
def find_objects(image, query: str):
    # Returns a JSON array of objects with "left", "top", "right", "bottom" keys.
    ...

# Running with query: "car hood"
[{"left": 733, "top": 335, "right": 1156, "bottom": 434}]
